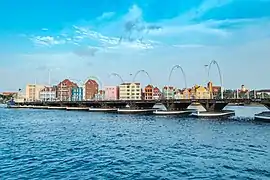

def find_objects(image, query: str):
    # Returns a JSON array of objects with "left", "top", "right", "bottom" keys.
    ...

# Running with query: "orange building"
[
  {"left": 85, "top": 79, "right": 98, "bottom": 100},
  {"left": 144, "top": 84, "right": 153, "bottom": 100},
  {"left": 57, "top": 79, "right": 78, "bottom": 101}
]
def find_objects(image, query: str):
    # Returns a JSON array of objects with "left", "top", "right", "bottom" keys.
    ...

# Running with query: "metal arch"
[
  {"left": 208, "top": 60, "right": 224, "bottom": 99},
  {"left": 169, "top": 65, "right": 187, "bottom": 89},
  {"left": 109, "top": 73, "right": 124, "bottom": 83},
  {"left": 84, "top": 76, "right": 103, "bottom": 89},
  {"left": 69, "top": 78, "right": 84, "bottom": 86},
  {"left": 133, "top": 70, "right": 152, "bottom": 84}
]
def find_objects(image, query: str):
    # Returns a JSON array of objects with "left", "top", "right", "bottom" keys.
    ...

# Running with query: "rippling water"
[{"left": 0, "top": 106, "right": 270, "bottom": 179}]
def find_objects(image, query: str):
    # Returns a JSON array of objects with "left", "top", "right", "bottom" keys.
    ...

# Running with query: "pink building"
[{"left": 104, "top": 86, "right": 119, "bottom": 100}]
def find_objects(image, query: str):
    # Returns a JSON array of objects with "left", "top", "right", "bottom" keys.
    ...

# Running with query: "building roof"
[
  {"left": 163, "top": 86, "right": 174, "bottom": 90},
  {"left": 41, "top": 86, "right": 57, "bottom": 92},
  {"left": 145, "top": 84, "right": 153, "bottom": 89},
  {"left": 120, "top": 82, "right": 140, "bottom": 85},
  {"left": 256, "top": 89, "right": 270, "bottom": 93},
  {"left": 85, "top": 79, "right": 98, "bottom": 85},
  {"left": 1, "top": 92, "right": 18, "bottom": 96},
  {"left": 58, "top": 79, "right": 78, "bottom": 87}
]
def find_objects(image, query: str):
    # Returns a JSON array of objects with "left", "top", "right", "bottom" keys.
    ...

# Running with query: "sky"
[{"left": 1, "top": 0, "right": 270, "bottom": 91}]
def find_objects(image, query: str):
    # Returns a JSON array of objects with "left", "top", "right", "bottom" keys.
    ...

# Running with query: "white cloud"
[
  {"left": 31, "top": 36, "right": 65, "bottom": 47},
  {"left": 97, "top": 12, "right": 115, "bottom": 20}
]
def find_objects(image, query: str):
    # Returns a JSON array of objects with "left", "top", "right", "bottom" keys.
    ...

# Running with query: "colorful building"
[
  {"left": 84, "top": 79, "right": 98, "bottom": 100},
  {"left": 182, "top": 88, "right": 191, "bottom": 99},
  {"left": 26, "top": 84, "right": 45, "bottom": 101},
  {"left": 144, "top": 85, "right": 153, "bottom": 100},
  {"left": 119, "top": 82, "right": 141, "bottom": 100},
  {"left": 153, "top": 87, "right": 162, "bottom": 100},
  {"left": 104, "top": 86, "right": 119, "bottom": 100},
  {"left": 57, "top": 79, "right": 78, "bottom": 101},
  {"left": 71, "top": 87, "right": 83, "bottom": 101},
  {"left": 208, "top": 81, "right": 221, "bottom": 99},
  {"left": 193, "top": 85, "right": 210, "bottom": 99},
  {"left": 162, "top": 86, "right": 175, "bottom": 99},
  {"left": 95, "top": 90, "right": 105, "bottom": 100},
  {"left": 39, "top": 86, "right": 57, "bottom": 101}
]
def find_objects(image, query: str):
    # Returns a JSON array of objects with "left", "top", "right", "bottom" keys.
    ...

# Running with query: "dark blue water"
[{"left": 0, "top": 107, "right": 270, "bottom": 179}]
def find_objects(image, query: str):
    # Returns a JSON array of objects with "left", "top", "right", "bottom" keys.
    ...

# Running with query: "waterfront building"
[
  {"left": 71, "top": 87, "right": 83, "bottom": 101},
  {"left": 95, "top": 90, "right": 105, "bottom": 100},
  {"left": 193, "top": 85, "right": 210, "bottom": 99},
  {"left": 25, "top": 84, "right": 45, "bottom": 101},
  {"left": 174, "top": 89, "right": 183, "bottom": 99},
  {"left": 162, "top": 86, "right": 175, "bottom": 99},
  {"left": 208, "top": 82, "right": 221, "bottom": 99},
  {"left": 144, "top": 85, "right": 153, "bottom": 100},
  {"left": 39, "top": 86, "right": 57, "bottom": 101},
  {"left": 104, "top": 86, "right": 119, "bottom": 100},
  {"left": 153, "top": 87, "right": 162, "bottom": 100},
  {"left": 119, "top": 82, "right": 141, "bottom": 100},
  {"left": 182, "top": 88, "right": 191, "bottom": 99},
  {"left": 57, "top": 79, "right": 78, "bottom": 101},
  {"left": 84, "top": 79, "right": 98, "bottom": 100}
]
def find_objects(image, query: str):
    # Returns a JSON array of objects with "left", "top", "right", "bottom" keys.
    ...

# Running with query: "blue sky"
[{"left": 1, "top": 0, "right": 270, "bottom": 91}]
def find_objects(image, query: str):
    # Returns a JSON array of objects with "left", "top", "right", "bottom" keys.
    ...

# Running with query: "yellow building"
[
  {"left": 25, "top": 84, "right": 45, "bottom": 101},
  {"left": 194, "top": 85, "right": 210, "bottom": 99},
  {"left": 119, "top": 82, "right": 141, "bottom": 100}
]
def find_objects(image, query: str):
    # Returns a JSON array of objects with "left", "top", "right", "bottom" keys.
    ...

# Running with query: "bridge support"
[
  {"left": 200, "top": 101, "right": 228, "bottom": 112},
  {"left": 164, "top": 101, "right": 191, "bottom": 111}
]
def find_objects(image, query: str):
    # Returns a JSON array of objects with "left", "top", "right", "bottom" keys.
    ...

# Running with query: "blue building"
[{"left": 71, "top": 87, "right": 83, "bottom": 101}]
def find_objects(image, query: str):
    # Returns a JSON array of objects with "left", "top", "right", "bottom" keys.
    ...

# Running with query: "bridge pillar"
[
  {"left": 164, "top": 101, "right": 191, "bottom": 111},
  {"left": 200, "top": 101, "right": 228, "bottom": 112}
]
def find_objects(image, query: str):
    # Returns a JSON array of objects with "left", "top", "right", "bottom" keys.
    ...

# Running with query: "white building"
[
  {"left": 39, "top": 86, "right": 57, "bottom": 101},
  {"left": 119, "top": 82, "right": 141, "bottom": 100}
]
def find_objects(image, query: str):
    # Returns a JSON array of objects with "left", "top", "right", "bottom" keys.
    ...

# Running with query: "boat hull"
[
  {"left": 191, "top": 110, "right": 235, "bottom": 118},
  {"left": 117, "top": 108, "right": 155, "bottom": 114},
  {"left": 153, "top": 110, "right": 191, "bottom": 116},
  {"left": 254, "top": 111, "right": 270, "bottom": 122}
]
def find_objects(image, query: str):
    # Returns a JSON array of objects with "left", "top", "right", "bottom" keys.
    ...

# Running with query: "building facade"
[
  {"left": 193, "top": 85, "right": 210, "bottom": 99},
  {"left": 104, "top": 86, "right": 119, "bottom": 100},
  {"left": 162, "top": 86, "right": 175, "bottom": 99},
  {"left": 71, "top": 87, "right": 83, "bottom": 101},
  {"left": 84, "top": 79, "right": 98, "bottom": 100},
  {"left": 57, "top": 79, "right": 78, "bottom": 101},
  {"left": 95, "top": 90, "right": 105, "bottom": 100},
  {"left": 25, "top": 84, "right": 45, "bottom": 101},
  {"left": 39, "top": 86, "right": 57, "bottom": 101},
  {"left": 153, "top": 87, "right": 162, "bottom": 100},
  {"left": 144, "top": 85, "right": 153, "bottom": 100},
  {"left": 119, "top": 82, "right": 141, "bottom": 100}
]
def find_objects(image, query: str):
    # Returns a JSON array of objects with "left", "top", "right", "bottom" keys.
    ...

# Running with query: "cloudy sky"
[{"left": 0, "top": 0, "right": 270, "bottom": 91}]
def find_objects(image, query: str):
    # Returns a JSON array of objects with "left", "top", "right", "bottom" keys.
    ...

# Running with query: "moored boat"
[
  {"left": 254, "top": 111, "right": 270, "bottom": 122},
  {"left": 191, "top": 110, "right": 235, "bottom": 118}
]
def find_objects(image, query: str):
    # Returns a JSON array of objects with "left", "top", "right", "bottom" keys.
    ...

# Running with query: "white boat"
[
  {"left": 32, "top": 106, "right": 49, "bottom": 109},
  {"left": 191, "top": 110, "right": 235, "bottom": 118},
  {"left": 66, "top": 107, "right": 89, "bottom": 111},
  {"left": 254, "top": 111, "right": 270, "bottom": 122},
  {"left": 153, "top": 110, "right": 191, "bottom": 116},
  {"left": 117, "top": 108, "right": 155, "bottom": 114},
  {"left": 47, "top": 106, "right": 66, "bottom": 110},
  {"left": 89, "top": 108, "right": 117, "bottom": 112}
]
